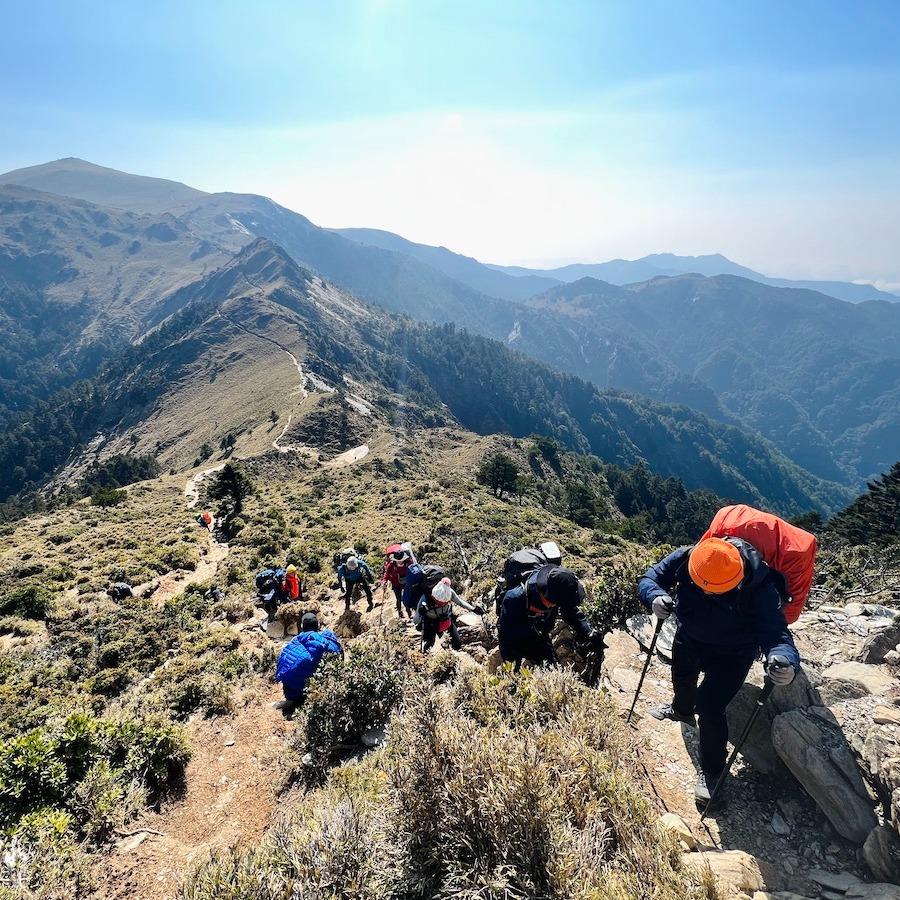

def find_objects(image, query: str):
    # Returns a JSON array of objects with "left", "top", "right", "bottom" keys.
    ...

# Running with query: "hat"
[
  {"left": 286, "top": 564, "right": 297, "bottom": 574},
  {"left": 688, "top": 538, "right": 744, "bottom": 594},
  {"left": 346, "top": 556, "right": 359, "bottom": 570},
  {"left": 301, "top": 612, "right": 319, "bottom": 631},
  {"left": 534, "top": 566, "right": 583, "bottom": 606}
]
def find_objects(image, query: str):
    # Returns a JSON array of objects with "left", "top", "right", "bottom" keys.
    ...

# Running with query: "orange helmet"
[{"left": 688, "top": 538, "right": 744, "bottom": 594}]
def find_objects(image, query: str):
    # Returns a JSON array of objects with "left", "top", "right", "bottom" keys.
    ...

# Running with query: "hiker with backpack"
[
  {"left": 283, "top": 564, "right": 302, "bottom": 602},
  {"left": 275, "top": 612, "right": 343, "bottom": 716},
  {"left": 496, "top": 564, "right": 604, "bottom": 669},
  {"left": 638, "top": 529, "right": 802, "bottom": 806},
  {"left": 381, "top": 544, "right": 415, "bottom": 619},
  {"left": 403, "top": 564, "right": 485, "bottom": 651},
  {"left": 255, "top": 566, "right": 288, "bottom": 623},
  {"left": 336, "top": 554, "right": 375, "bottom": 612}
]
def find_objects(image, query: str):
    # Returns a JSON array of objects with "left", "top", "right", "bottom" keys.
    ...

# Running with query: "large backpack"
[
  {"left": 421, "top": 564, "right": 447, "bottom": 594},
  {"left": 495, "top": 542, "right": 563, "bottom": 611},
  {"left": 700, "top": 505, "right": 817, "bottom": 624},
  {"left": 255, "top": 567, "right": 286, "bottom": 594},
  {"left": 333, "top": 547, "right": 356, "bottom": 569}
]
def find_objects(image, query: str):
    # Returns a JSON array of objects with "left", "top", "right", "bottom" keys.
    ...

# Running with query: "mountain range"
[{"left": 3, "top": 156, "right": 897, "bottom": 514}]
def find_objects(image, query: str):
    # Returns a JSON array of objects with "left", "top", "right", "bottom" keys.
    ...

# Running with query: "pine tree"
[{"left": 828, "top": 462, "right": 900, "bottom": 545}]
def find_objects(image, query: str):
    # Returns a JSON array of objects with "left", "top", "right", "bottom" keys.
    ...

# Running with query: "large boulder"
[
  {"left": 680, "top": 850, "right": 781, "bottom": 896},
  {"left": 846, "top": 884, "right": 900, "bottom": 900},
  {"left": 860, "top": 622, "right": 900, "bottom": 664},
  {"left": 726, "top": 682, "right": 786, "bottom": 776},
  {"left": 865, "top": 825, "right": 900, "bottom": 885},
  {"left": 624, "top": 613, "right": 676, "bottom": 662},
  {"left": 822, "top": 661, "right": 899, "bottom": 697},
  {"left": 863, "top": 724, "right": 900, "bottom": 830},
  {"left": 771, "top": 706, "right": 878, "bottom": 843}
]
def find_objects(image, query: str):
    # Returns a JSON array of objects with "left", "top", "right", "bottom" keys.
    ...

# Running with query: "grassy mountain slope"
[
  {"left": 0, "top": 157, "right": 207, "bottom": 214},
  {"left": 0, "top": 184, "right": 231, "bottom": 422},
  {"left": 0, "top": 239, "right": 850, "bottom": 514}
]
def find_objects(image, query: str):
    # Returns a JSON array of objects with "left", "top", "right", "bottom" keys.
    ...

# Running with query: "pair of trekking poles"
[{"left": 624, "top": 617, "right": 776, "bottom": 819}]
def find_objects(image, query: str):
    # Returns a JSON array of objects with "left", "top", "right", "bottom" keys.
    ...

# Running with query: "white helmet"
[
  {"left": 431, "top": 577, "right": 453, "bottom": 603},
  {"left": 345, "top": 556, "right": 359, "bottom": 570}
]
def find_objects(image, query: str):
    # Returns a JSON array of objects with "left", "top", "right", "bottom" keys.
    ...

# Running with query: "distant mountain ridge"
[
  {"left": 487, "top": 251, "right": 899, "bottom": 304},
  {"left": 0, "top": 158, "right": 895, "bottom": 493},
  {"left": 0, "top": 235, "right": 851, "bottom": 514}
]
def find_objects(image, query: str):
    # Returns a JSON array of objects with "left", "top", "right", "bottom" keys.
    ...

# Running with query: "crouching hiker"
[
  {"left": 337, "top": 555, "right": 374, "bottom": 612},
  {"left": 497, "top": 565, "right": 603, "bottom": 670},
  {"left": 402, "top": 564, "right": 484, "bottom": 651},
  {"left": 638, "top": 536, "right": 800, "bottom": 805},
  {"left": 275, "top": 612, "right": 343, "bottom": 717}
]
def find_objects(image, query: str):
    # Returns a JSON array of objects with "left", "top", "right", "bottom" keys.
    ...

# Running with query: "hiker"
[
  {"left": 336, "top": 555, "right": 374, "bottom": 612},
  {"left": 283, "top": 564, "right": 302, "bottom": 602},
  {"left": 496, "top": 564, "right": 603, "bottom": 668},
  {"left": 275, "top": 612, "right": 343, "bottom": 715},
  {"left": 638, "top": 535, "right": 800, "bottom": 804},
  {"left": 107, "top": 581, "right": 133, "bottom": 601},
  {"left": 255, "top": 566, "right": 287, "bottom": 623},
  {"left": 382, "top": 545, "right": 414, "bottom": 618},
  {"left": 407, "top": 568, "right": 484, "bottom": 651}
]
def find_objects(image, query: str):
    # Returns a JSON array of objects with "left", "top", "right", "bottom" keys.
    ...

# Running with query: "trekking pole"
[
  {"left": 701, "top": 677, "right": 776, "bottom": 820},
  {"left": 626, "top": 617, "right": 664, "bottom": 724}
]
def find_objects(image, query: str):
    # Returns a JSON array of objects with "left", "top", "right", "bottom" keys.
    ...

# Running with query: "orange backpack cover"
[{"left": 700, "top": 504, "right": 817, "bottom": 624}]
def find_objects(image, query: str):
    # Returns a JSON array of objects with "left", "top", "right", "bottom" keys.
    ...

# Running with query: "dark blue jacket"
[
  {"left": 276, "top": 629, "right": 342, "bottom": 696},
  {"left": 401, "top": 563, "right": 446, "bottom": 610},
  {"left": 497, "top": 572, "right": 592, "bottom": 660},
  {"left": 638, "top": 540, "right": 799, "bottom": 668}
]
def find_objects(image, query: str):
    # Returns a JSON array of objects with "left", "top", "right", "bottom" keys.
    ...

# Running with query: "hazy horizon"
[{"left": 3, "top": 1, "right": 899, "bottom": 287}]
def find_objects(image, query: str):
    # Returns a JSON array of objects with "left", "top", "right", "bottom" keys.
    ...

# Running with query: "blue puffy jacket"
[
  {"left": 276, "top": 630, "right": 342, "bottom": 698},
  {"left": 638, "top": 539, "right": 799, "bottom": 668}
]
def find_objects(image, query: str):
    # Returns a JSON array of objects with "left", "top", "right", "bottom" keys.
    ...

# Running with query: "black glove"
[
  {"left": 473, "top": 604, "right": 486, "bottom": 616},
  {"left": 585, "top": 630, "right": 607, "bottom": 652},
  {"left": 766, "top": 653, "right": 795, "bottom": 686}
]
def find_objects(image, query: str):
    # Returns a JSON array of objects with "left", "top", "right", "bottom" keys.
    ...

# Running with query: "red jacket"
[
  {"left": 283, "top": 572, "right": 301, "bottom": 601},
  {"left": 382, "top": 559, "right": 410, "bottom": 588}
]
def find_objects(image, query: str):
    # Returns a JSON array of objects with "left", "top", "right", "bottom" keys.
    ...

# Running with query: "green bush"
[
  {"left": 0, "top": 583, "right": 52, "bottom": 619},
  {"left": 90, "top": 487, "right": 128, "bottom": 507},
  {"left": 299, "top": 642, "right": 405, "bottom": 774}
]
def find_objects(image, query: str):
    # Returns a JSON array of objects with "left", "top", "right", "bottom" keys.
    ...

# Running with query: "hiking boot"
[
  {"left": 649, "top": 704, "right": 697, "bottom": 727},
  {"left": 367, "top": 601, "right": 374, "bottom": 612},
  {"left": 695, "top": 770, "right": 725, "bottom": 805}
]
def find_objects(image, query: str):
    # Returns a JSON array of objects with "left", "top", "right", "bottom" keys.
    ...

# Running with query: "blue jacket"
[
  {"left": 337, "top": 560, "right": 373, "bottom": 585},
  {"left": 638, "top": 540, "right": 799, "bottom": 668},
  {"left": 276, "top": 630, "right": 342, "bottom": 695},
  {"left": 497, "top": 571, "right": 592, "bottom": 661}
]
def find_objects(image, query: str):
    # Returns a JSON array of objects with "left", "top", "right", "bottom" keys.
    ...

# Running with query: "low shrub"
[{"left": 0, "top": 583, "right": 52, "bottom": 619}]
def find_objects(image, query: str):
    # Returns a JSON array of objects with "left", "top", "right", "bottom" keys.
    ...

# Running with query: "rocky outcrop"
[
  {"left": 865, "top": 826, "right": 900, "bottom": 884},
  {"left": 681, "top": 849, "right": 782, "bottom": 895},
  {"left": 771, "top": 706, "right": 878, "bottom": 843}
]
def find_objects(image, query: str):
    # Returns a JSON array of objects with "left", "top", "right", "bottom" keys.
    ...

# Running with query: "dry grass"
[{"left": 184, "top": 665, "right": 720, "bottom": 900}]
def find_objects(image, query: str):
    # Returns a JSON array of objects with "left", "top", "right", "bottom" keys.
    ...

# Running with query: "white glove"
[
  {"left": 652, "top": 594, "right": 675, "bottom": 620},
  {"left": 766, "top": 653, "right": 795, "bottom": 686}
]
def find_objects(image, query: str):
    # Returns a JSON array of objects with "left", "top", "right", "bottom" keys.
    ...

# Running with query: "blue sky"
[{"left": 2, "top": 0, "right": 899, "bottom": 283}]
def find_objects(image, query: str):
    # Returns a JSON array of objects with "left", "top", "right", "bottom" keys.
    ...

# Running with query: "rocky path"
[
  {"left": 602, "top": 598, "right": 900, "bottom": 900},
  {"left": 94, "top": 680, "right": 290, "bottom": 900}
]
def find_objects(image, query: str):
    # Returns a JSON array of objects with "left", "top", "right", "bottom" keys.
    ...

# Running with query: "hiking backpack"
[
  {"left": 255, "top": 567, "right": 286, "bottom": 595},
  {"left": 495, "top": 542, "right": 563, "bottom": 612},
  {"left": 332, "top": 547, "right": 356, "bottom": 569},
  {"left": 700, "top": 505, "right": 817, "bottom": 624}
]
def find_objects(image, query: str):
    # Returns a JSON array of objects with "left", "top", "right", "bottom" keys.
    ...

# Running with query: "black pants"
[
  {"left": 389, "top": 584, "right": 408, "bottom": 615},
  {"left": 344, "top": 580, "right": 373, "bottom": 610},
  {"left": 670, "top": 628, "right": 756, "bottom": 776},
  {"left": 504, "top": 634, "right": 556, "bottom": 671},
  {"left": 422, "top": 617, "right": 462, "bottom": 651}
]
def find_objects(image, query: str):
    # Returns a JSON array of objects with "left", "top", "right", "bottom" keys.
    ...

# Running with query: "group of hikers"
[{"left": 268, "top": 504, "right": 815, "bottom": 806}]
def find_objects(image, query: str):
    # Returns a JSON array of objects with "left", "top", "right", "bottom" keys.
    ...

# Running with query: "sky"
[{"left": 2, "top": 0, "right": 900, "bottom": 285}]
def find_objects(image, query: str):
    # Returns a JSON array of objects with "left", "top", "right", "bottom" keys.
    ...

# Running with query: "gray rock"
[
  {"left": 846, "top": 884, "right": 900, "bottom": 900},
  {"left": 624, "top": 613, "right": 676, "bottom": 662},
  {"left": 859, "top": 622, "right": 900, "bottom": 664},
  {"left": 822, "top": 661, "right": 898, "bottom": 696},
  {"left": 771, "top": 811, "right": 792, "bottom": 836},
  {"left": 865, "top": 825, "right": 900, "bottom": 885},
  {"left": 807, "top": 868, "right": 863, "bottom": 891},
  {"left": 726, "top": 681, "right": 787, "bottom": 776},
  {"left": 772, "top": 707, "right": 878, "bottom": 843}
]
